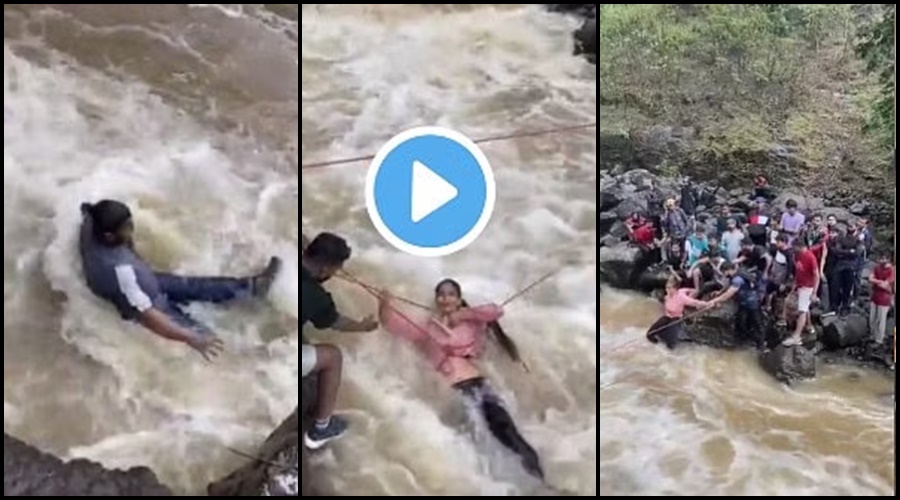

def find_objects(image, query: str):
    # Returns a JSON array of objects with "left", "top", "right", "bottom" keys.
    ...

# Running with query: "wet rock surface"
[
  {"left": 3, "top": 434, "right": 172, "bottom": 496},
  {"left": 208, "top": 407, "right": 300, "bottom": 496}
]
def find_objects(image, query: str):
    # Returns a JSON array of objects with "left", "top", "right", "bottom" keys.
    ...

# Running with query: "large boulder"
[
  {"left": 208, "top": 406, "right": 300, "bottom": 496},
  {"left": 770, "top": 192, "right": 826, "bottom": 212},
  {"left": 597, "top": 243, "right": 645, "bottom": 289},
  {"left": 682, "top": 302, "right": 741, "bottom": 348},
  {"left": 822, "top": 313, "right": 868, "bottom": 350},
  {"left": 759, "top": 345, "right": 817, "bottom": 383},
  {"left": 573, "top": 19, "right": 596, "bottom": 62},
  {"left": 3, "top": 434, "right": 171, "bottom": 496}
]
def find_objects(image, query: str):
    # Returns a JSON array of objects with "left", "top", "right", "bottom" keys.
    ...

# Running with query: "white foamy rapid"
[
  {"left": 302, "top": 5, "right": 596, "bottom": 496},
  {"left": 4, "top": 8, "right": 298, "bottom": 493},
  {"left": 598, "top": 289, "right": 894, "bottom": 496}
]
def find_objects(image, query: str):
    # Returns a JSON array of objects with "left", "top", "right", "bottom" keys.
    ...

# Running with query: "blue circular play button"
[{"left": 365, "top": 127, "right": 496, "bottom": 257}]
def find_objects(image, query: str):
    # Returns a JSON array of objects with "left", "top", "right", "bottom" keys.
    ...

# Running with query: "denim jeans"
[{"left": 155, "top": 273, "right": 252, "bottom": 335}]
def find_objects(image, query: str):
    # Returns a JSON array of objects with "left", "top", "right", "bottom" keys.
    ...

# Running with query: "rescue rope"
[{"left": 301, "top": 122, "right": 596, "bottom": 171}]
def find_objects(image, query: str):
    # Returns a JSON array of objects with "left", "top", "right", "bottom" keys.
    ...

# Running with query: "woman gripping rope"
[{"left": 377, "top": 279, "right": 544, "bottom": 480}]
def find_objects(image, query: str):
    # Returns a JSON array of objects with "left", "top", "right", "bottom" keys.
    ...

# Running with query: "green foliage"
[{"left": 855, "top": 4, "right": 895, "bottom": 153}]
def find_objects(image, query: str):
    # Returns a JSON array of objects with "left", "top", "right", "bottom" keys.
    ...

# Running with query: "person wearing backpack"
[{"left": 711, "top": 262, "right": 767, "bottom": 351}]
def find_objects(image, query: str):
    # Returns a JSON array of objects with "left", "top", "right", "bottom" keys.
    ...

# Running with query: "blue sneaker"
[{"left": 304, "top": 416, "right": 348, "bottom": 450}]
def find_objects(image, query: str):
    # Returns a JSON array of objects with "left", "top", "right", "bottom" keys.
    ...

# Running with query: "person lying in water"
[
  {"left": 79, "top": 200, "right": 282, "bottom": 361},
  {"left": 378, "top": 279, "right": 544, "bottom": 480}
]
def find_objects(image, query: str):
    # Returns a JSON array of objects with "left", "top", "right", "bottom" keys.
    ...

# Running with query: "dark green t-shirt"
[{"left": 301, "top": 265, "right": 338, "bottom": 342}]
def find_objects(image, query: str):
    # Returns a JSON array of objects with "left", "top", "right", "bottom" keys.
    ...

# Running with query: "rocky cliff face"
[{"left": 3, "top": 434, "right": 172, "bottom": 496}]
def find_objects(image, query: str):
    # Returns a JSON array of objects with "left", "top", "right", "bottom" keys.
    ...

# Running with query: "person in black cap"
[{"left": 79, "top": 200, "right": 282, "bottom": 361}]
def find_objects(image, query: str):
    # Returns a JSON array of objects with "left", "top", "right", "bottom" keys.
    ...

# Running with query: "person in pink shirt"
[
  {"left": 647, "top": 277, "right": 713, "bottom": 349},
  {"left": 378, "top": 279, "right": 544, "bottom": 480}
]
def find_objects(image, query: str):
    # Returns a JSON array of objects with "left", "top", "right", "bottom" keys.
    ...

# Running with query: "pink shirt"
[
  {"left": 379, "top": 301, "right": 504, "bottom": 379},
  {"left": 664, "top": 288, "right": 706, "bottom": 318}
]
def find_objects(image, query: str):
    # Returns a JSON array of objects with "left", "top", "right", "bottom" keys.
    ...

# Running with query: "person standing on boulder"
[
  {"left": 830, "top": 226, "right": 863, "bottom": 316},
  {"left": 779, "top": 199, "right": 806, "bottom": 244},
  {"left": 662, "top": 198, "right": 690, "bottom": 246},
  {"left": 782, "top": 238, "right": 819, "bottom": 346},
  {"left": 867, "top": 252, "right": 894, "bottom": 345},
  {"left": 710, "top": 262, "right": 766, "bottom": 351},
  {"left": 301, "top": 232, "right": 379, "bottom": 450}
]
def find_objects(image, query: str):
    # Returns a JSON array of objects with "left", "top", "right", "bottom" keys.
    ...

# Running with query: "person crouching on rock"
[
  {"left": 647, "top": 276, "right": 714, "bottom": 349},
  {"left": 302, "top": 233, "right": 379, "bottom": 450},
  {"left": 710, "top": 262, "right": 767, "bottom": 351},
  {"left": 378, "top": 280, "right": 544, "bottom": 480}
]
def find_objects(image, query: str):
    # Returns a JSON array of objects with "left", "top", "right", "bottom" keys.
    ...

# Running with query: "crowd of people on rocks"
[{"left": 622, "top": 176, "right": 894, "bottom": 358}]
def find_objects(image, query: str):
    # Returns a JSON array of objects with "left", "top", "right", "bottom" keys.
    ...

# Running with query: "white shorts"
[
  {"left": 302, "top": 344, "right": 317, "bottom": 378},
  {"left": 796, "top": 287, "right": 814, "bottom": 313}
]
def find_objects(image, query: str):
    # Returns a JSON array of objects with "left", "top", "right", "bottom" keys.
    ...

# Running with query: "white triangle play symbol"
[{"left": 411, "top": 160, "right": 458, "bottom": 223}]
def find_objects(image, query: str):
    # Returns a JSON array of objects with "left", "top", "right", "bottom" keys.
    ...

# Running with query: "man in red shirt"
[
  {"left": 868, "top": 252, "right": 894, "bottom": 344},
  {"left": 784, "top": 238, "right": 820, "bottom": 346}
]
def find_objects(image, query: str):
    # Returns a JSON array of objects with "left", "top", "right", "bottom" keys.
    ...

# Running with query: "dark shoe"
[
  {"left": 304, "top": 416, "right": 349, "bottom": 450},
  {"left": 252, "top": 257, "right": 283, "bottom": 297}
]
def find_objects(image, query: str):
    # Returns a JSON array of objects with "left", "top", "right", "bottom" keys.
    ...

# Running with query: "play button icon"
[
  {"left": 365, "top": 127, "right": 496, "bottom": 257},
  {"left": 411, "top": 161, "right": 458, "bottom": 223}
]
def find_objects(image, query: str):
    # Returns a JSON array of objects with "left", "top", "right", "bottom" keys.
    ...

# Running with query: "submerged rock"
[
  {"left": 3, "top": 434, "right": 171, "bottom": 496},
  {"left": 760, "top": 345, "right": 817, "bottom": 383}
]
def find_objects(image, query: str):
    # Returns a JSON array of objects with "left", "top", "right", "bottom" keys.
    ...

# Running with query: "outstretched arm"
[{"left": 138, "top": 308, "right": 223, "bottom": 361}]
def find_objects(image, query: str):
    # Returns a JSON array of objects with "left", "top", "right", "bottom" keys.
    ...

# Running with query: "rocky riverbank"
[
  {"left": 208, "top": 408, "right": 299, "bottom": 496},
  {"left": 2, "top": 434, "right": 172, "bottom": 496},
  {"left": 598, "top": 166, "right": 895, "bottom": 383},
  {"left": 545, "top": 4, "right": 596, "bottom": 63}
]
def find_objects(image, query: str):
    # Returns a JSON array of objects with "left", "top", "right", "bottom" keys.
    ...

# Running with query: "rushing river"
[
  {"left": 302, "top": 4, "right": 597, "bottom": 496},
  {"left": 4, "top": 4, "right": 298, "bottom": 495},
  {"left": 599, "top": 289, "right": 894, "bottom": 496}
]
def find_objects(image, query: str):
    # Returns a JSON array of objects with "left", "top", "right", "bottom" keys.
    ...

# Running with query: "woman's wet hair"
[
  {"left": 304, "top": 232, "right": 352, "bottom": 266},
  {"left": 434, "top": 279, "right": 522, "bottom": 365}
]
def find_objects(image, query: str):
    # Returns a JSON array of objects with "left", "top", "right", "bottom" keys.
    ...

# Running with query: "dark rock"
[
  {"left": 573, "top": 19, "right": 596, "bottom": 62},
  {"left": 208, "top": 405, "right": 299, "bottom": 496},
  {"left": 636, "top": 264, "right": 670, "bottom": 292},
  {"left": 770, "top": 192, "right": 825, "bottom": 212},
  {"left": 545, "top": 4, "right": 596, "bottom": 19},
  {"left": 597, "top": 243, "right": 645, "bottom": 289},
  {"left": 822, "top": 313, "right": 869, "bottom": 350},
  {"left": 849, "top": 200, "right": 870, "bottom": 216},
  {"left": 3, "top": 434, "right": 171, "bottom": 496},
  {"left": 760, "top": 345, "right": 817, "bottom": 383},
  {"left": 597, "top": 210, "right": 619, "bottom": 235},
  {"left": 683, "top": 302, "right": 741, "bottom": 348}
]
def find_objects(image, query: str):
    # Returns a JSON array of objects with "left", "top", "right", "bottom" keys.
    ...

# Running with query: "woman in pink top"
[
  {"left": 646, "top": 277, "right": 712, "bottom": 349},
  {"left": 378, "top": 279, "right": 543, "bottom": 480}
]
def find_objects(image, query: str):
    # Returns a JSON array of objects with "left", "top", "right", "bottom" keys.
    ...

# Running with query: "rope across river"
[
  {"left": 301, "top": 122, "right": 596, "bottom": 171},
  {"left": 599, "top": 305, "right": 721, "bottom": 391}
]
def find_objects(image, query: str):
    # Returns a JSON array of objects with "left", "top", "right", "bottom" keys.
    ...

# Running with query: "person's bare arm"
[
  {"left": 138, "top": 308, "right": 223, "bottom": 361},
  {"left": 333, "top": 314, "right": 378, "bottom": 332},
  {"left": 711, "top": 285, "right": 739, "bottom": 305}
]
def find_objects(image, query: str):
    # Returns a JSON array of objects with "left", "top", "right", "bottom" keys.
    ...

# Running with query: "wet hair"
[
  {"left": 81, "top": 200, "right": 132, "bottom": 239},
  {"left": 741, "top": 238, "right": 754, "bottom": 247},
  {"left": 304, "top": 232, "right": 352, "bottom": 266},
  {"left": 792, "top": 238, "right": 807, "bottom": 249},
  {"left": 776, "top": 234, "right": 791, "bottom": 245},
  {"left": 720, "top": 262, "right": 737, "bottom": 273},
  {"left": 786, "top": 199, "right": 798, "bottom": 209},
  {"left": 434, "top": 279, "right": 522, "bottom": 365}
]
